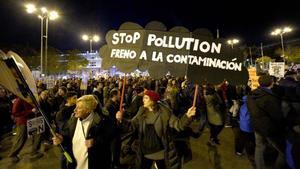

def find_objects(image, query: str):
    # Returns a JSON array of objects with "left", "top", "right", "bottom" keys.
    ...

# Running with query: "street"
[{"left": 0, "top": 123, "right": 253, "bottom": 169}]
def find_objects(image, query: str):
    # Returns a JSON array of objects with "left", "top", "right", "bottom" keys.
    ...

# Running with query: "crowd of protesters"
[{"left": 0, "top": 69, "right": 300, "bottom": 169}]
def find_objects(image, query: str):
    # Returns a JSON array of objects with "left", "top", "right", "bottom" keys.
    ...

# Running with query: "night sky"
[{"left": 0, "top": 0, "right": 299, "bottom": 52}]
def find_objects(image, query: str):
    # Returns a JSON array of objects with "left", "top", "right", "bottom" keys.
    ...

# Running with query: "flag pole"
[
  {"left": 119, "top": 76, "right": 126, "bottom": 112},
  {"left": 192, "top": 84, "right": 199, "bottom": 107},
  {"left": 3, "top": 57, "right": 73, "bottom": 163}
]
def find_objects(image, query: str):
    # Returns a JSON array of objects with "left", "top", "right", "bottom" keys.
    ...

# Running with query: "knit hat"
[{"left": 144, "top": 90, "right": 160, "bottom": 102}]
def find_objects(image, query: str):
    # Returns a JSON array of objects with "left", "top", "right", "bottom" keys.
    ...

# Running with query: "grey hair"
[{"left": 77, "top": 95, "right": 98, "bottom": 111}]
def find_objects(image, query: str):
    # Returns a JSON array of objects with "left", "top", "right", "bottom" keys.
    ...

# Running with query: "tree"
[
  {"left": 275, "top": 46, "right": 300, "bottom": 63},
  {"left": 65, "top": 49, "right": 88, "bottom": 72},
  {"left": 255, "top": 56, "right": 272, "bottom": 63},
  {"left": 46, "top": 47, "right": 66, "bottom": 74}
]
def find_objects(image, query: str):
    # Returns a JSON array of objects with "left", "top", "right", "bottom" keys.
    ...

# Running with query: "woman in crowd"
[
  {"left": 116, "top": 90, "right": 196, "bottom": 169},
  {"left": 204, "top": 84, "right": 225, "bottom": 145}
]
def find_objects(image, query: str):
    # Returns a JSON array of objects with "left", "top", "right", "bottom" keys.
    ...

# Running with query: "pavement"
[{"left": 0, "top": 123, "right": 254, "bottom": 169}]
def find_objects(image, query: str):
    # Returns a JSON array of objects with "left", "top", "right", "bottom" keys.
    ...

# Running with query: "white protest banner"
[
  {"left": 27, "top": 116, "right": 45, "bottom": 137},
  {"left": 80, "top": 72, "right": 88, "bottom": 90},
  {"left": 46, "top": 77, "right": 55, "bottom": 89},
  {"left": 269, "top": 62, "right": 285, "bottom": 78}
]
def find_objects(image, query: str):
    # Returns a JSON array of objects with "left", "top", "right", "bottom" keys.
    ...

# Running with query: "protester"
[
  {"left": 38, "top": 90, "right": 54, "bottom": 143},
  {"left": 55, "top": 91, "right": 78, "bottom": 132},
  {"left": 116, "top": 90, "right": 196, "bottom": 169},
  {"left": 8, "top": 97, "right": 43, "bottom": 163},
  {"left": 52, "top": 95, "right": 114, "bottom": 169},
  {"left": 204, "top": 84, "right": 225, "bottom": 145},
  {"left": 235, "top": 95, "right": 256, "bottom": 168},
  {"left": 104, "top": 88, "right": 122, "bottom": 169},
  {"left": 247, "top": 75, "right": 286, "bottom": 169}
]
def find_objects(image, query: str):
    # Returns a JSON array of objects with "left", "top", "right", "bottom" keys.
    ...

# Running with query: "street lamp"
[
  {"left": 25, "top": 3, "right": 59, "bottom": 75},
  {"left": 82, "top": 34, "right": 100, "bottom": 53},
  {"left": 271, "top": 26, "right": 292, "bottom": 62},
  {"left": 227, "top": 38, "right": 239, "bottom": 49}
]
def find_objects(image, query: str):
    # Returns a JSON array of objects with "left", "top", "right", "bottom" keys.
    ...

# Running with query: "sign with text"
[
  {"left": 269, "top": 62, "right": 285, "bottom": 78},
  {"left": 248, "top": 67, "right": 260, "bottom": 90},
  {"left": 100, "top": 21, "right": 249, "bottom": 84},
  {"left": 27, "top": 116, "right": 45, "bottom": 137}
]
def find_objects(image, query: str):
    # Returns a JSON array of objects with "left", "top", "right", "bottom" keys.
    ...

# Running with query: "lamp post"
[
  {"left": 227, "top": 38, "right": 239, "bottom": 49},
  {"left": 82, "top": 34, "right": 100, "bottom": 53},
  {"left": 25, "top": 4, "right": 59, "bottom": 75},
  {"left": 271, "top": 27, "right": 292, "bottom": 62}
]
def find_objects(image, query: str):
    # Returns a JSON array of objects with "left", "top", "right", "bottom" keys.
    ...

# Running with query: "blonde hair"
[{"left": 77, "top": 95, "right": 98, "bottom": 111}]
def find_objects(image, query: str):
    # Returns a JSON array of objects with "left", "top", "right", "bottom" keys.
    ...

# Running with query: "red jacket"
[{"left": 12, "top": 98, "right": 33, "bottom": 125}]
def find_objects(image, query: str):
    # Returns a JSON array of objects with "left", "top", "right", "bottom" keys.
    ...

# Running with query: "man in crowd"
[
  {"left": 52, "top": 95, "right": 114, "bottom": 169},
  {"left": 8, "top": 97, "right": 43, "bottom": 163},
  {"left": 247, "top": 75, "right": 286, "bottom": 169}
]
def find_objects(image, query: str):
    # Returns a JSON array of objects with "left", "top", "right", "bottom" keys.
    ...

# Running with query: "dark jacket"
[
  {"left": 125, "top": 95, "right": 143, "bottom": 118},
  {"left": 128, "top": 102, "right": 193, "bottom": 169},
  {"left": 247, "top": 87, "right": 285, "bottom": 138},
  {"left": 61, "top": 113, "right": 114, "bottom": 169},
  {"left": 39, "top": 98, "right": 53, "bottom": 122},
  {"left": 278, "top": 77, "right": 300, "bottom": 101},
  {"left": 204, "top": 92, "right": 225, "bottom": 126},
  {"left": 56, "top": 104, "right": 75, "bottom": 132},
  {"left": 104, "top": 99, "right": 119, "bottom": 121},
  {"left": 93, "top": 90, "right": 104, "bottom": 106},
  {"left": 0, "top": 96, "right": 12, "bottom": 129}
]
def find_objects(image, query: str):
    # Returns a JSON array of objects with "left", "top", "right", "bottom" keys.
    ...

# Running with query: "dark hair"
[
  {"left": 134, "top": 86, "right": 144, "bottom": 94},
  {"left": 205, "top": 85, "right": 216, "bottom": 95},
  {"left": 109, "top": 88, "right": 119, "bottom": 98},
  {"left": 258, "top": 75, "right": 273, "bottom": 87},
  {"left": 59, "top": 86, "right": 68, "bottom": 93},
  {"left": 285, "top": 71, "right": 296, "bottom": 76},
  {"left": 66, "top": 91, "right": 77, "bottom": 98},
  {"left": 206, "top": 86, "right": 216, "bottom": 95}
]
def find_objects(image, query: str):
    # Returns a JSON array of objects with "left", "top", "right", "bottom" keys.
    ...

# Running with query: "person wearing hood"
[{"left": 247, "top": 75, "right": 286, "bottom": 169}]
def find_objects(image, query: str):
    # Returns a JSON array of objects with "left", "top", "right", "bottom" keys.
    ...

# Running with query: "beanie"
[{"left": 144, "top": 90, "right": 160, "bottom": 102}]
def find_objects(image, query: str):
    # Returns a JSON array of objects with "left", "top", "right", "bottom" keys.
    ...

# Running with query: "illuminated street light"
[
  {"left": 82, "top": 34, "right": 100, "bottom": 53},
  {"left": 271, "top": 26, "right": 292, "bottom": 62},
  {"left": 227, "top": 38, "right": 239, "bottom": 49},
  {"left": 25, "top": 4, "right": 37, "bottom": 13},
  {"left": 25, "top": 4, "right": 59, "bottom": 75}
]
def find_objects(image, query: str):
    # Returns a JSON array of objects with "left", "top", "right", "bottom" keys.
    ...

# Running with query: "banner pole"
[
  {"left": 119, "top": 76, "right": 126, "bottom": 112},
  {"left": 3, "top": 57, "right": 73, "bottom": 163},
  {"left": 192, "top": 84, "right": 199, "bottom": 107}
]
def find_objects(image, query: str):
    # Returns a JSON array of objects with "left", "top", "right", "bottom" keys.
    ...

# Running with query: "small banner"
[
  {"left": 27, "top": 116, "right": 45, "bottom": 137},
  {"left": 80, "top": 72, "right": 88, "bottom": 90},
  {"left": 269, "top": 62, "right": 285, "bottom": 78},
  {"left": 248, "top": 67, "right": 260, "bottom": 90}
]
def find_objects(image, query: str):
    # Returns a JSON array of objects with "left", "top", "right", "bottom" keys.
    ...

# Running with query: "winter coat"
[
  {"left": 278, "top": 77, "right": 300, "bottom": 101},
  {"left": 56, "top": 104, "right": 75, "bottom": 132},
  {"left": 247, "top": 87, "right": 285, "bottom": 138},
  {"left": 129, "top": 102, "right": 193, "bottom": 169},
  {"left": 12, "top": 98, "right": 34, "bottom": 125},
  {"left": 204, "top": 93, "right": 225, "bottom": 126},
  {"left": 125, "top": 95, "right": 143, "bottom": 118},
  {"left": 61, "top": 113, "right": 114, "bottom": 169},
  {"left": 239, "top": 96, "right": 253, "bottom": 133},
  {"left": 0, "top": 96, "right": 12, "bottom": 128}
]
